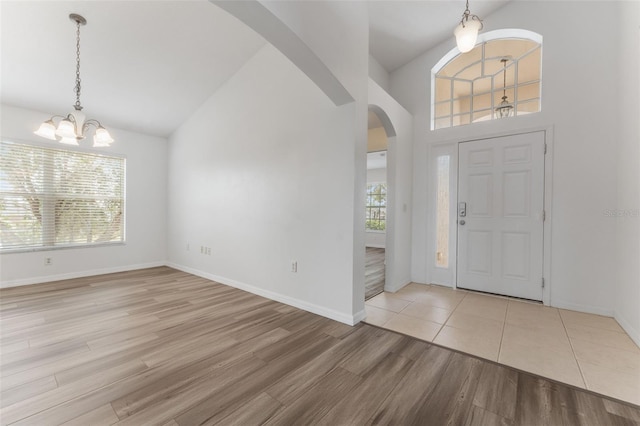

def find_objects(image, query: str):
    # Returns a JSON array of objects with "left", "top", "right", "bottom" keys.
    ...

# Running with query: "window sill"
[{"left": 0, "top": 241, "right": 126, "bottom": 255}]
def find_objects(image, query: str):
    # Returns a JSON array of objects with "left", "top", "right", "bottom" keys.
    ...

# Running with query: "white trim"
[
  {"left": 427, "top": 143, "right": 458, "bottom": 287},
  {"left": 427, "top": 126, "right": 553, "bottom": 301},
  {"left": 430, "top": 29, "right": 543, "bottom": 130},
  {"left": 1, "top": 242, "right": 125, "bottom": 255},
  {"left": 384, "top": 279, "right": 411, "bottom": 293},
  {"left": 166, "top": 262, "right": 362, "bottom": 326},
  {"left": 2, "top": 137, "right": 127, "bottom": 159},
  {"left": 553, "top": 300, "right": 614, "bottom": 318},
  {"left": 365, "top": 243, "right": 386, "bottom": 249},
  {"left": 615, "top": 311, "right": 640, "bottom": 348},
  {"left": 541, "top": 126, "right": 554, "bottom": 306},
  {"left": 432, "top": 29, "right": 544, "bottom": 75},
  {"left": 0, "top": 261, "right": 165, "bottom": 288},
  {"left": 353, "top": 308, "right": 367, "bottom": 324},
  {"left": 454, "top": 130, "right": 548, "bottom": 301}
]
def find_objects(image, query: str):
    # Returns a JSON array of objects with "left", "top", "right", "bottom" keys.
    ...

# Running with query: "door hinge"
[
  {"left": 542, "top": 277, "right": 545, "bottom": 288},
  {"left": 544, "top": 143, "right": 547, "bottom": 154},
  {"left": 542, "top": 210, "right": 546, "bottom": 221}
]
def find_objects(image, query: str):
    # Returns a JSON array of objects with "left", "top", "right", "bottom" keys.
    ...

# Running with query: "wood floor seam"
[{"left": 1, "top": 266, "right": 639, "bottom": 425}]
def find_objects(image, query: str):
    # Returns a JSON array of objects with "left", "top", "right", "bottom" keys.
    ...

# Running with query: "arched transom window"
[{"left": 432, "top": 30, "right": 542, "bottom": 130}]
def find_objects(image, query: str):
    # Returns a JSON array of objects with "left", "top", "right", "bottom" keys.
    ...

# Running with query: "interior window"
[
  {"left": 433, "top": 34, "right": 542, "bottom": 130},
  {"left": 366, "top": 183, "right": 387, "bottom": 231},
  {"left": 0, "top": 140, "right": 125, "bottom": 252}
]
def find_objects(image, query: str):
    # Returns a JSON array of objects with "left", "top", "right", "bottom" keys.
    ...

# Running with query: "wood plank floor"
[
  {"left": 365, "top": 247, "right": 385, "bottom": 300},
  {"left": 1, "top": 267, "right": 639, "bottom": 425}
]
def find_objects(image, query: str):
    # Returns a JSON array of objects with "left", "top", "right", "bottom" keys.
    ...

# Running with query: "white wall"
[
  {"left": 391, "top": 1, "right": 621, "bottom": 316},
  {"left": 366, "top": 167, "right": 386, "bottom": 248},
  {"left": 167, "top": 44, "right": 364, "bottom": 324},
  {"left": 259, "top": 1, "right": 370, "bottom": 318},
  {"left": 614, "top": 1, "right": 640, "bottom": 346},
  {"left": 0, "top": 104, "right": 168, "bottom": 287},
  {"left": 369, "top": 54, "right": 390, "bottom": 93}
]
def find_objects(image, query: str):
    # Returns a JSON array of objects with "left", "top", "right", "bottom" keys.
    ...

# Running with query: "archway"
[{"left": 365, "top": 105, "right": 396, "bottom": 300}]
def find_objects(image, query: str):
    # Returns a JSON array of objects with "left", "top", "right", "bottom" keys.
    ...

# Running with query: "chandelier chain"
[
  {"left": 459, "top": 0, "right": 482, "bottom": 30},
  {"left": 502, "top": 58, "right": 508, "bottom": 100},
  {"left": 74, "top": 19, "right": 82, "bottom": 110},
  {"left": 35, "top": 13, "right": 114, "bottom": 147}
]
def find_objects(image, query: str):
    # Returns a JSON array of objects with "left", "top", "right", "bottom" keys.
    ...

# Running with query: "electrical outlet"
[
  {"left": 44, "top": 257, "right": 53, "bottom": 266},
  {"left": 206, "top": 247, "right": 211, "bottom": 256},
  {"left": 291, "top": 261, "right": 298, "bottom": 273}
]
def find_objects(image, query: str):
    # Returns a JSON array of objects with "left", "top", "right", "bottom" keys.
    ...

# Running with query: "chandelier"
[
  {"left": 454, "top": 0, "right": 483, "bottom": 53},
  {"left": 35, "top": 14, "right": 114, "bottom": 147},
  {"left": 495, "top": 58, "right": 514, "bottom": 118}
]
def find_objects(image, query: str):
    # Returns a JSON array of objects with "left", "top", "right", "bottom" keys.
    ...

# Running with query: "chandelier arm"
[
  {"left": 35, "top": 13, "right": 113, "bottom": 147},
  {"left": 48, "top": 114, "right": 69, "bottom": 121},
  {"left": 458, "top": 0, "right": 483, "bottom": 29},
  {"left": 461, "top": 13, "right": 483, "bottom": 29},
  {"left": 82, "top": 119, "right": 103, "bottom": 131}
]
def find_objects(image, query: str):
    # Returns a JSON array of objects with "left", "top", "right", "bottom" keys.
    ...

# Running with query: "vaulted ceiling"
[
  {"left": 1, "top": 1, "right": 512, "bottom": 138},
  {"left": 368, "top": 0, "right": 511, "bottom": 71},
  {"left": 1, "top": 1, "right": 266, "bottom": 137}
]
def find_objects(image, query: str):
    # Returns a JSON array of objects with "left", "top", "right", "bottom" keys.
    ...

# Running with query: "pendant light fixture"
[
  {"left": 495, "top": 58, "right": 514, "bottom": 118},
  {"left": 454, "top": 0, "right": 483, "bottom": 53},
  {"left": 35, "top": 14, "right": 114, "bottom": 147}
]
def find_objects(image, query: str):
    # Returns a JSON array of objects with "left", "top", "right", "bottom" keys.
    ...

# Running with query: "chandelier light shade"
[
  {"left": 35, "top": 14, "right": 114, "bottom": 147},
  {"left": 454, "top": 0, "right": 483, "bottom": 53},
  {"left": 495, "top": 58, "right": 514, "bottom": 118}
]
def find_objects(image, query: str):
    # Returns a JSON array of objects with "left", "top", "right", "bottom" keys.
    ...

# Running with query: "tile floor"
[{"left": 364, "top": 283, "right": 640, "bottom": 406}]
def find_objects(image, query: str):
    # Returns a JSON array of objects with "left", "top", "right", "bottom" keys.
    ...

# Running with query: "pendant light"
[
  {"left": 495, "top": 58, "right": 514, "bottom": 118},
  {"left": 454, "top": 0, "right": 483, "bottom": 53},
  {"left": 35, "top": 14, "right": 114, "bottom": 147}
]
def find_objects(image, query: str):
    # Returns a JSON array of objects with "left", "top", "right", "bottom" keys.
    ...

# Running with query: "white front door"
[{"left": 457, "top": 131, "right": 545, "bottom": 301}]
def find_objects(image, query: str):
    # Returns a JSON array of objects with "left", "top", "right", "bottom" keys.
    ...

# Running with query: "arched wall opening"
[
  {"left": 366, "top": 79, "right": 414, "bottom": 300},
  {"left": 365, "top": 105, "right": 396, "bottom": 299}
]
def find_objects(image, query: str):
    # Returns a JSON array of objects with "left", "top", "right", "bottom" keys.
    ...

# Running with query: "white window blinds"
[{"left": 0, "top": 141, "right": 125, "bottom": 251}]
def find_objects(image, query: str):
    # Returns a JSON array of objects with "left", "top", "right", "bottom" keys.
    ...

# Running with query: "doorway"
[
  {"left": 456, "top": 131, "right": 546, "bottom": 301},
  {"left": 365, "top": 108, "right": 389, "bottom": 300}
]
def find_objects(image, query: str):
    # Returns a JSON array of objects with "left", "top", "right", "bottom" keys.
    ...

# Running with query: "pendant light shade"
[
  {"left": 34, "top": 14, "right": 114, "bottom": 148},
  {"left": 93, "top": 126, "right": 115, "bottom": 147},
  {"left": 455, "top": 19, "right": 482, "bottom": 53},
  {"left": 55, "top": 119, "right": 76, "bottom": 139},
  {"left": 454, "top": 0, "right": 483, "bottom": 53},
  {"left": 34, "top": 120, "right": 58, "bottom": 140}
]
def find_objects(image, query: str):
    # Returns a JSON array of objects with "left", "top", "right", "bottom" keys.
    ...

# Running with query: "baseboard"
[
  {"left": 550, "top": 300, "right": 614, "bottom": 318},
  {"left": 0, "top": 261, "right": 166, "bottom": 288},
  {"left": 166, "top": 262, "right": 362, "bottom": 326},
  {"left": 353, "top": 308, "right": 366, "bottom": 324},
  {"left": 384, "top": 279, "right": 411, "bottom": 293},
  {"left": 614, "top": 311, "right": 640, "bottom": 348}
]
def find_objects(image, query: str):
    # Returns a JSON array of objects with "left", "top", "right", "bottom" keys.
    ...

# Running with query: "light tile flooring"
[{"left": 364, "top": 283, "right": 640, "bottom": 406}]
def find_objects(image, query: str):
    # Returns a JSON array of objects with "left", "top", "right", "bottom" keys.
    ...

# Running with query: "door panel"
[
  {"left": 457, "top": 132, "right": 545, "bottom": 301},
  {"left": 467, "top": 231, "right": 492, "bottom": 275}
]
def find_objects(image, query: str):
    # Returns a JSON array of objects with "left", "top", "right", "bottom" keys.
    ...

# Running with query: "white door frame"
[
  {"left": 456, "top": 131, "right": 545, "bottom": 300},
  {"left": 428, "top": 125, "right": 553, "bottom": 306}
]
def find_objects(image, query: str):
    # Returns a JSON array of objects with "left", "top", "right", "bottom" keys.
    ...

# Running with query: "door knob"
[{"left": 459, "top": 220, "right": 466, "bottom": 225}]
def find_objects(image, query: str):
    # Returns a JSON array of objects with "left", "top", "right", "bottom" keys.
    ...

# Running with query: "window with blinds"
[{"left": 0, "top": 140, "right": 125, "bottom": 252}]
